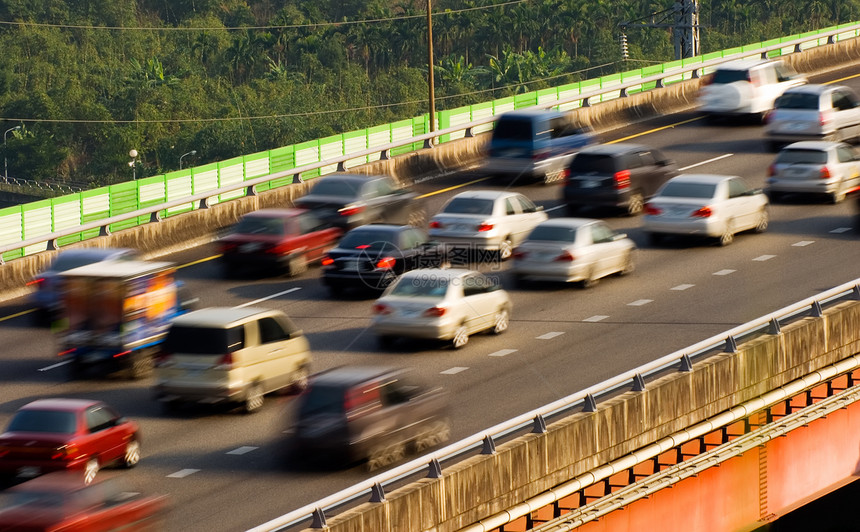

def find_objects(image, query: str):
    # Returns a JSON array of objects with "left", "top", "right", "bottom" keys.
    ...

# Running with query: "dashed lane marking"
[
  {"left": 831, "top": 227, "right": 852, "bottom": 234},
  {"left": 792, "top": 241, "right": 814, "bottom": 247},
  {"left": 713, "top": 269, "right": 736, "bottom": 276},
  {"left": 38, "top": 360, "right": 71, "bottom": 372},
  {"left": 226, "top": 446, "right": 258, "bottom": 455},
  {"left": 671, "top": 284, "right": 695, "bottom": 291},
  {"left": 167, "top": 469, "right": 200, "bottom": 478},
  {"left": 583, "top": 315, "right": 609, "bottom": 322},
  {"left": 628, "top": 299, "right": 653, "bottom": 306},
  {"left": 488, "top": 349, "right": 518, "bottom": 357},
  {"left": 440, "top": 367, "right": 469, "bottom": 375},
  {"left": 536, "top": 332, "right": 564, "bottom": 340},
  {"left": 753, "top": 255, "right": 776, "bottom": 261},
  {"left": 234, "top": 287, "right": 301, "bottom": 309}
]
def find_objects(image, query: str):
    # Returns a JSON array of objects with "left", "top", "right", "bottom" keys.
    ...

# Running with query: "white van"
[{"left": 699, "top": 59, "right": 806, "bottom": 120}]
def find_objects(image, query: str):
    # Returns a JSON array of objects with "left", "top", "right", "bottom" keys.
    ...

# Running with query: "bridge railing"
[
  {"left": 2, "top": 22, "right": 860, "bottom": 263},
  {"left": 248, "top": 279, "right": 860, "bottom": 532}
]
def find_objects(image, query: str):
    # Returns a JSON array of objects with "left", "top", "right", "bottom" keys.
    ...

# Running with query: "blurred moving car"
[
  {"left": 371, "top": 269, "right": 511, "bottom": 349},
  {"left": 643, "top": 174, "right": 769, "bottom": 246},
  {"left": 0, "top": 472, "right": 166, "bottom": 531},
  {"left": 292, "top": 173, "right": 425, "bottom": 229},
  {"left": 29, "top": 247, "right": 138, "bottom": 322},
  {"left": 699, "top": 59, "right": 806, "bottom": 120},
  {"left": 154, "top": 307, "right": 312, "bottom": 414},
  {"left": 428, "top": 190, "right": 548, "bottom": 261},
  {"left": 55, "top": 260, "right": 196, "bottom": 379},
  {"left": 321, "top": 224, "right": 447, "bottom": 296},
  {"left": 0, "top": 399, "right": 140, "bottom": 485},
  {"left": 511, "top": 218, "right": 635, "bottom": 287},
  {"left": 218, "top": 208, "right": 342, "bottom": 277},
  {"left": 764, "top": 84, "right": 860, "bottom": 151},
  {"left": 291, "top": 366, "right": 450, "bottom": 471},
  {"left": 765, "top": 141, "right": 860, "bottom": 203},
  {"left": 561, "top": 143, "right": 678, "bottom": 216},
  {"left": 484, "top": 109, "right": 597, "bottom": 184}
]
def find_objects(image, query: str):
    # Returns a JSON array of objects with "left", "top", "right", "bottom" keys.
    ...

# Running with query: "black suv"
[
  {"left": 290, "top": 366, "right": 450, "bottom": 470},
  {"left": 562, "top": 143, "right": 678, "bottom": 216},
  {"left": 321, "top": 224, "right": 447, "bottom": 296},
  {"left": 293, "top": 174, "right": 425, "bottom": 229}
]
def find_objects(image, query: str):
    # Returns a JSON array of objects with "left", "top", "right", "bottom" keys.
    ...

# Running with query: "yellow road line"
[
  {"left": 608, "top": 115, "right": 705, "bottom": 144},
  {"left": 0, "top": 308, "right": 35, "bottom": 322},
  {"left": 825, "top": 71, "right": 860, "bottom": 84},
  {"left": 175, "top": 254, "right": 222, "bottom": 269},
  {"left": 417, "top": 176, "right": 494, "bottom": 199}
]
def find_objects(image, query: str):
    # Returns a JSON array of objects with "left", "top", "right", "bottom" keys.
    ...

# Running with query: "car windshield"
[
  {"left": 711, "top": 69, "right": 751, "bottom": 84},
  {"left": 659, "top": 182, "right": 717, "bottom": 199},
  {"left": 234, "top": 217, "right": 284, "bottom": 236},
  {"left": 442, "top": 198, "right": 494, "bottom": 215},
  {"left": 493, "top": 117, "right": 536, "bottom": 141},
  {"left": 339, "top": 230, "right": 398, "bottom": 250},
  {"left": 776, "top": 149, "right": 828, "bottom": 165},
  {"left": 528, "top": 225, "right": 578, "bottom": 243},
  {"left": 51, "top": 255, "right": 109, "bottom": 272},
  {"left": 569, "top": 154, "right": 617, "bottom": 174},
  {"left": 390, "top": 276, "right": 449, "bottom": 297},
  {"left": 775, "top": 93, "right": 820, "bottom": 110},
  {"left": 163, "top": 325, "right": 244, "bottom": 354},
  {"left": 310, "top": 179, "right": 362, "bottom": 198},
  {"left": 8, "top": 410, "right": 77, "bottom": 434}
]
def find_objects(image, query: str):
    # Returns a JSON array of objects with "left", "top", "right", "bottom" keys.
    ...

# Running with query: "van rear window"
[
  {"left": 493, "top": 117, "right": 537, "bottom": 141},
  {"left": 163, "top": 325, "right": 244, "bottom": 354},
  {"left": 711, "top": 69, "right": 751, "bottom": 84},
  {"left": 569, "top": 154, "right": 618, "bottom": 174},
  {"left": 775, "top": 93, "right": 820, "bottom": 110}
]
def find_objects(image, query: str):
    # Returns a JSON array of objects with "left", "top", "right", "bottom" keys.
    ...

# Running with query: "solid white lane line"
[
  {"left": 753, "top": 255, "right": 776, "bottom": 261},
  {"left": 226, "top": 446, "right": 258, "bottom": 455},
  {"left": 440, "top": 367, "right": 469, "bottom": 375},
  {"left": 167, "top": 469, "right": 200, "bottom": 478},
  {"left": 713, "top": 269, "right": 736, "bottom": 276},
  {"left": 831, "top": 227, "right": 852, "bottom": 234},
  {"left": 38, "top": 360, "right": 71, "bottom": 372},
  {"left": 679, "top": 153, "right": 733, "bottom": 171},
  {"left": 671, "top": 284, "right": 695, "bottom": 291},
  {"left": 792, "top": 241, "right": 814, "bottom": 247},
  {"left": 488, "top": 349, "right": 518, "bottom": 357},
  {"left": 583, "top": 315, "right": 608, "bottom": 322},
  {"left": 628, "top": 299, "right": 653, "bottom": 306},
  {"left": 234, "top": 287, "right": 301, "bottom": 309},
  {"left": 536, "top": 332, "right": 564, "bottom": 340}
]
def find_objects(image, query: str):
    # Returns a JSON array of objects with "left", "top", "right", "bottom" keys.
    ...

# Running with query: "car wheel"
[
  {"left": 367, "top": 441, "right": 406, "bottom": 472},
  {"left": 243, "top": 382, "right": 264, "bottom": 414},
  {"left": 122, "top": 439, "right": 141, "bottom": 468},
  {"left": 452, "top": 324, "right": 469, "bottom": 349},
  {"left": 718, "top": 220, "right": 735, "bottom": 246},
  {"left": 498, "top": 237, "right": 514, "bottom": 261},
  {"left": 491, "top": 308, "right": 509, "bottom": 334},
  {"left": 619, "top": 251, "right": 635, "bottom": 276},
  {"left": 407, "top": 208, "right": 427, "bottom": 227},
  {"left": 83, "top": 458, "right": 99, "bottom": 484},
  {"left": 580, "top": 268, "right": 598, "bottom": 289},
  {"left": 513, "top": 274, "right": 529, "bottom": 288},
  {"left": 646, "top": 232, "right": 664, "bottom": 246},
  {"left": 287, "top": 254, "right": 308, "bottom": 277},
  {"left": 290, "top": 366, "right": 310, "bottom": 394},
  {"left": 129, "top": 350, "right": 153, "bottom": 379},
  {"left": 766, "top": 190, "right": 783, "bottom": 203},
  {"left": 414, "top": 418, "right": 452, "bottom": 453},
  {"left": 753, "top": 209, "right": 769, "bottom": 233},
  {"left": 626, "top": 192, "right": 644, "bottom": 216}
]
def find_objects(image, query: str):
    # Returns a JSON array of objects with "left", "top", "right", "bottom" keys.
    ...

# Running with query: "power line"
[{"left": 0, "top": 0, "right": 532, "bottom": 32}]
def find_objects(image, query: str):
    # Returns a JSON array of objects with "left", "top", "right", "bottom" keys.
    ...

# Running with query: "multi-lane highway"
[{"left": 1, "top": 65, "right": 860, "bottom": 532}]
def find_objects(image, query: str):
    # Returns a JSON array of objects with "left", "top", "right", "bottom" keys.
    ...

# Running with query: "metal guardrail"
[
  {"left": 2, "top": 22, "right": 859, "bottom": 263},
  {"left": 248, "top": 279, "right": 860, "bottom": 532}
]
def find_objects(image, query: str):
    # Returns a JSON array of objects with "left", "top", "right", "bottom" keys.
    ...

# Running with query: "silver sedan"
[
  {"left": 765, "top": 141, "right": 860, "bottom": 203},
  {"left": 511, "top": 218, "right": 635, "bottom": 287},
  {"left": 371, "top": 269, "right": 512, "bottom": 349}
]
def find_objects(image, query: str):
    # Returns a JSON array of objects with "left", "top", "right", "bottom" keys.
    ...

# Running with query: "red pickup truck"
[{"left": 218, "top": 208, "right": 342, "bottom": 277}]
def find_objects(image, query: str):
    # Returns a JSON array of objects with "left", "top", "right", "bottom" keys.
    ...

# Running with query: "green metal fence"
[{"left": 1, "top": 22, "right": 859, "bottom": 263}]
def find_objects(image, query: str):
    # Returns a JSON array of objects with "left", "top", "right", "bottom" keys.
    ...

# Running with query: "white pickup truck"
[{"left": 699, "top": 59, "right": 807, "bottom": 121}]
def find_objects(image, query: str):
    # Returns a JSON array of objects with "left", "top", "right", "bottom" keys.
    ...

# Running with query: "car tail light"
[
  {"left": 614, "top": 170, "right": 631, "bottom": 189},
  {"left": 422, "top": 306, "right": 447, "bottom": 317},
  {"left": 554, "top": 251, "right": 575, "bottom": 262},
  {"left": 0, "top": 447, "right": 8, "bottom": 458},
  {"left": 112, "top": 350, "right": 132, "bottom": 358},
  {"left": 820, "top": 166, "right": 832, "bottom": 179},
  {"left": 644, "top": 203, "right": 662, "bottom": 216},
  {"left": 220, "top": 242, "right": 238, "bottom": 253},
  {"left": 429, "top": 220, "right": 443, "bottom": 229},
  {"left": 339, "top": 205, "right": 365, "bottom": 217},
  {"left": 691, "top": 206, "right": 713, "bottom": 218},
  {"left": 767, "top": 164, "right": 777, "bottom": 177},
  {"left": 321, "top": 256, "right": 334, "bottom": 266},
  {"left": 26, "top": 277, "right": 44, "bottom": 287},
  {"left": 820, "top": 111, "right": 833, "bottom": 126},
  {"left": 560, "top": 168, "right": 570, "bottom": 184},
  {"left": 52, "top": 444, "right": 78, "bottom": 460},
  {"left": 372, "top": 303, "right": 391, "bottom": 315},
  {"left": 477, "top": 222, "right": 494, "bottom": 232},
  {"left": 375, "top": 257, "right": 396, "bottom": 269},
  {"left": 512, "top": 249, "right": 527, "bottom": 260},
  {"left": 58, "top": 347, "right": 76, "bottom": 357},
  {"left": 215, "top": 353, "right": 234, "bottom": 370}
]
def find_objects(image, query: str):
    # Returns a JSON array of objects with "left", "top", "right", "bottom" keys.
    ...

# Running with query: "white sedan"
[
  {"left": 428, "top": 190, "right": 548, "bottom": 261},
  {"left": 643, "top": 174, "right": 769, "bottom": 246},
  {"left": 511, "top": 218, "right": 635, "bottom": 287},
  {"left": 371, "top": 269, "right": 512, "bottom": 349},
  {"left": 765, "top": 141, "right": 860, "bottom": 204}
]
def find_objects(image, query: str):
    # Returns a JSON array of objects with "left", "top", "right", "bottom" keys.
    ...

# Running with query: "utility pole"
[
  {"left": 427, "top": 0, "right": 436, "bottom": 134},
  {"left": 620, "top": 0, "right": 700, "bottom": 61}
]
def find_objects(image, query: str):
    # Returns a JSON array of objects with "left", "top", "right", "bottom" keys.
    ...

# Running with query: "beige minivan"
[{"left": 153, "top": 307, "right": 311, "bottom": 413}]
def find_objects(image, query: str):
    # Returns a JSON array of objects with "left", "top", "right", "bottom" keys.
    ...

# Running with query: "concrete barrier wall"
[
  {"left": 3, "top": 36, "right": 860, "bottom": 306},
  {"left": 309, "top": 300, "right": 860, "bottom": 532}
]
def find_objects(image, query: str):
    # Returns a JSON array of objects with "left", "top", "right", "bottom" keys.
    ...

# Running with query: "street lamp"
[
  {"left": 179, "top": 150, "right": 197, "bottom": 170},
  {"left": 128, "top": 149, "right": 138, "bottom": 180},
  {"left": 4, "top": 125, "right": 21, "bottom": 179}
]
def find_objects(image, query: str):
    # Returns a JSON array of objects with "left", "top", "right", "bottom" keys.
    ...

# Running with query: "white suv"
[{"left": 699, "top": 59, "right": 806, "bottom": 120}]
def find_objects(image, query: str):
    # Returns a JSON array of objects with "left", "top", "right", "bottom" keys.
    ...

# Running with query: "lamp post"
[
  {"left": 179, "top": 150, "right": 197, "bottom": 170},
  {"left": 4, "top": 125, "right": 21, "bottom": 179},
  {"left": 128, "top": 149, "right": 138, "bottom": 180}
]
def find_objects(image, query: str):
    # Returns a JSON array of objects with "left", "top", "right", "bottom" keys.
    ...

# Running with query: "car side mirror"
[
  {"left": 289, "top": 329, "right": 304, "bottom": 339},
  {"left": 535, "top": 206, "right": 544, "bottom": 212},
  {"left": 658, "top": 159, "right": 674, "bottom": 167},
  {"left": 613, "top": 233, "right": 628, "bottom": 241}
]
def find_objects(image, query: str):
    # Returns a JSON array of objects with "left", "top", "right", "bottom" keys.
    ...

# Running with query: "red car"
[
  {"left": 218, "top": 208, "right": 342, "bottom": 277},
  {"left": 0, "top": 472, "right": 166, "bottom": 531},
  {"left": 0, "top": 399, "right": 140, "bottom": 485}
]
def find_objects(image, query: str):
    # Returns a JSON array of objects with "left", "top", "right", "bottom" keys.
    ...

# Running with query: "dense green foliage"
[{"left": 0, "top": 0, "right": 857, "bottom": 185}]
